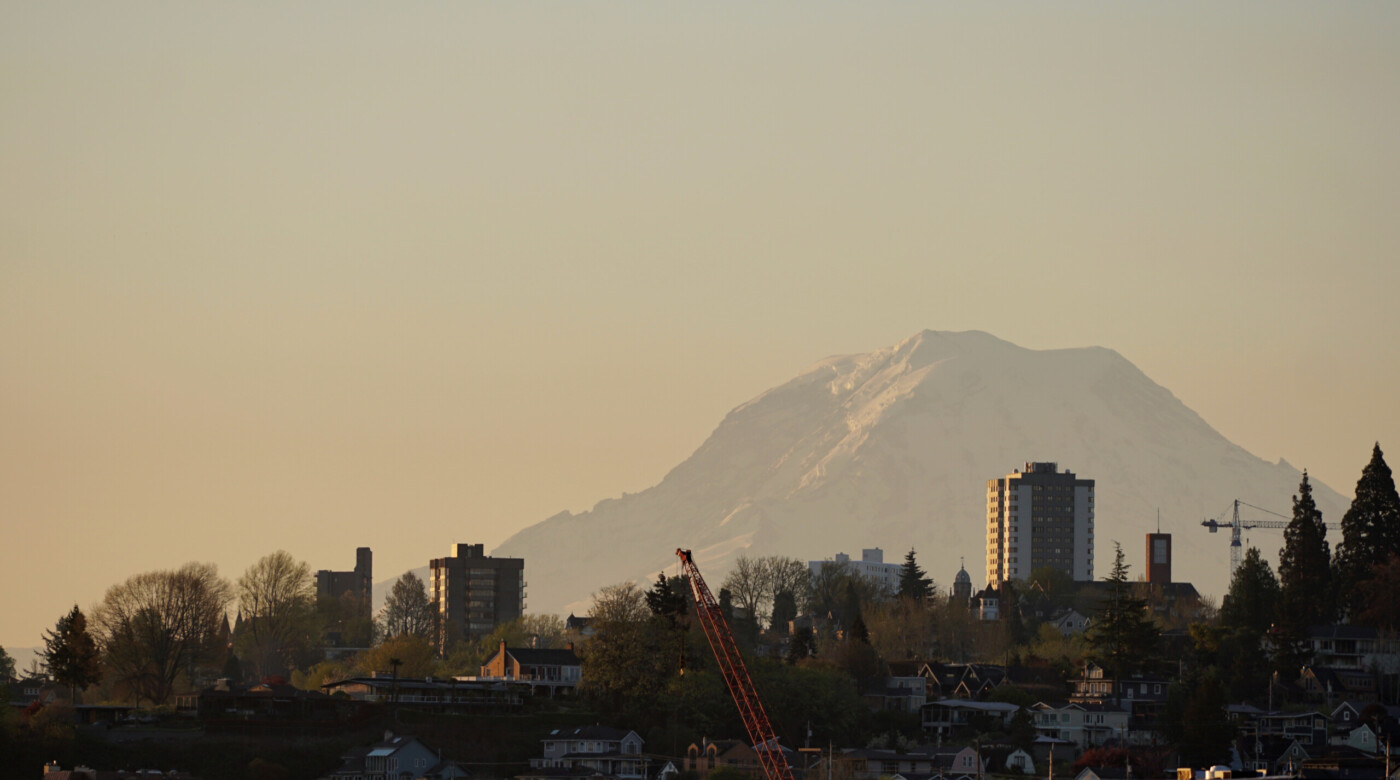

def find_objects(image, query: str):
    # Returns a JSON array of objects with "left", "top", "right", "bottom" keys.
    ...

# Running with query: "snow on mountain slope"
[{"left": 494, "top": 330, "right": 1349, "bottom": 616}]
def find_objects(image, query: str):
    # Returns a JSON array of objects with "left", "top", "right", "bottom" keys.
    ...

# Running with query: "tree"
[
  {"left": 1355, "top": 553, "right": 1400, "bottom": 631},
  {"left": 897, "top": 548, "right": 934, "bottom": 601},
  {"left": 1334, "top": 444, "right": 1400, "bottom": 617},
  {"left": 92, "top": 562, "right": 233, "bottom": 705},
  {"left": 237, "top": 551, "right": 318, "bottom": 678},
  {"left": 645, "top": 573, "right": 688, "bottom": 627},
  {"left": 1169, "top": 671, "right": 1234, "bottom": 767},
  {"left": 41, "top": 605, "right": 101, "bottom": 702},
  {"left": 0, "top": 645, "right": 16, "bottom": 680},
  {"left": 1278, "top": 472, "right": 1333, "bottom": 623},
  {"left": 1219, "top": 547, "right": 1280, "bottom": 635},
  {"left": 866, "top": 597, "right": 937, "bottom": 661},
  {"left": 1086, "top": 543, "right": 1159, "bottom": 687},
  {"left": 787, "top": 626, "right": 815, "bottom": 664},
  {"left": 722, "top": 556, "right": 773, "bottom": 626},
  {"left": 1275, "top": 473, "right": 1333, "bottom": 670},
  {"left": 578, "top": 582, "right": 673, "bottom": 720},
  {"left": 769, "top": 590, "right": 798, "bottom": 635},
  {"left": 766, "top": 558, "right": 811, "bottom": 611},
  {"left": 357, "top": 634, "right": 437, "bottom": 679},
  {"left": 377, "top": 572, "right": 436, "bottom": 641}
]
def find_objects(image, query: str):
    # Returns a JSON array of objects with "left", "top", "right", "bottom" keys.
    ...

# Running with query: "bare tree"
[
  {"left": 768, "top": 556, "right": 810, "bottom": 601},
  {"left": 722, "top": 556, "right": 773, "bottom": 625},
  {"left": 377, "top": 572, "right": 436, "bottom": 641},
  {"left": 92, "top": 562, "right": 232, "bottom": 705},
  {"left": 237, "top": 551, "right": 317, "bottom": 678}
]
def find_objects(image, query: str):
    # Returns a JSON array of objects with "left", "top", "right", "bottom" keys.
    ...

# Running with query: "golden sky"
[{"left": 3, "top": 2, "right": 1398, "bottom": 648}]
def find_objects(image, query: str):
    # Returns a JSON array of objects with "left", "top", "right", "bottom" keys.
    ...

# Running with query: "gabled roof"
[
  {"left": 508, "top": 647, "right": 582, "bottom": 666},
  {"left": 545, "top": 725, "right": 636, "bottom": 742}
]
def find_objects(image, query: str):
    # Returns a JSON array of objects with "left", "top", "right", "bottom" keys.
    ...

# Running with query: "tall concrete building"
[
  {"left": 430, "top": 543, "right": 525, "bottom": 652},
  {"left": 316, "top": 547, "right": 373, "bottom": 605},
  {"left": 985, "top": 462, "right": 1095, "bottom": 584}
]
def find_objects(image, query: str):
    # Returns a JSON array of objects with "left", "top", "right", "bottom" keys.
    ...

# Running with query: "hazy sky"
[{"left": 3, "top": 3, "right": 1398, "bottom": 650}]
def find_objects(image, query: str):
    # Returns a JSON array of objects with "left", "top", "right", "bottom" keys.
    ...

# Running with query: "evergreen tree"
[
  {"left": 1278, "top": 472, "right": 1333, "bottom": 625},
  {"left": 1171, "top": 670, "right": 1235, "bottom": 768},
  {"left": 1086, "top": 543, "right": 1160, "bottom": 687},
  {"left": 1334, "top": 444, "right": 1400, "bottom": 617},
  {"left": 786, "top": 626, "right": 815, "bottom": 664},
  {"left": 1274, "top": 473, "right": 1332, "bottom": 671},
  {"left": 897, "top": 548, "right": 933, "bottom": 601},
  {"left": 849, "top": 612, "right": 870, "bottom": 644},
  {"left": 770, "top": 589, "right": 798, "bottom": 635},
  {"left": 1219, "top": 547, "right": 1280, "bottom": 635},
  {"left": 1355, "top": 553, "right": 1400, "bottom": 631},
  {"left": 0, "top": 645, "right": 16, "bottom": 680},
  {"left": 41, "top": 605, "right": 101, "bottom": 703},
  {"left": 645, "top": 573, "right": 688, "bottom": 628}
]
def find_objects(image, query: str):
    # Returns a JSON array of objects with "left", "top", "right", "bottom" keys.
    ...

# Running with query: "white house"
[{"left": 527, "top": 725, "right": 647, "bottom": 780}]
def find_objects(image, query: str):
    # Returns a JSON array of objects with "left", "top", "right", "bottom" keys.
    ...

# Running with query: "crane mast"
[{"left": 675, "top": 548, "right": 796, "bottom": 780}]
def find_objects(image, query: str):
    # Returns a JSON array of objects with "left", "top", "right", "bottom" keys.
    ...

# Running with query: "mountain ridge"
[{"left": 494, "top": 330, "right": 1349, "bottom": 616}]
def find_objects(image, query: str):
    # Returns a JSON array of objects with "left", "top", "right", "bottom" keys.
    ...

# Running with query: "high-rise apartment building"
[
  {"left": 316, "top": 547, "right": 373, "bottom": 604},
  {"left": 985, "top": 462, "right": 1094, "bottom": 584},
  {"left": 430, "top": 543, "right": 525, "bottom": 652}
]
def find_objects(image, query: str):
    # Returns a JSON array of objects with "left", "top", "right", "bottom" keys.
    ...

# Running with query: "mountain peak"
[{"left": 496, "top": 331, "right": 1346, "bottom": 616}]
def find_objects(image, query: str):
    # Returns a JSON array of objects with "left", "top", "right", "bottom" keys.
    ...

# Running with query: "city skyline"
[{"left": 3, "top": 3, "right": 1399, "bottom": 649}]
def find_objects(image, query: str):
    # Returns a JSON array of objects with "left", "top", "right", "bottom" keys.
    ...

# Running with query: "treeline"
[{"left": 13, "top": 551, "right": 585, "bottom": 710}]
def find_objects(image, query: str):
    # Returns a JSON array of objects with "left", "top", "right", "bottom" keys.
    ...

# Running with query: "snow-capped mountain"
[{"left": 495, "top": 330, "right": 1350, "bottom": 615}]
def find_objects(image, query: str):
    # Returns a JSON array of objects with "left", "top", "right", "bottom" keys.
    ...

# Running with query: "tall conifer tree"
[
  {"left": 1219, "top": 547, "right": 1279, "bottom": 635},
  {"left": 41, "top": 605, "right": 101, "bottom": 703},
  {"left": 1333, "top": 444, "right": 1400, "bottom": 617},
  {"left": 1087, "top": 544, "right": 1160, "bottom": 689},
  {"left": 1278, "top": 472, "right": 1333, "bottom": 626},
  {"left": 897, "top": 548, "right": 933, "bottom": 601}
]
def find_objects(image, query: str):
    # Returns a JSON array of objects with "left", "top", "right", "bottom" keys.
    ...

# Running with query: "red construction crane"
[{"left": 675, "top": 548, "right": 796, "bottom": 780}]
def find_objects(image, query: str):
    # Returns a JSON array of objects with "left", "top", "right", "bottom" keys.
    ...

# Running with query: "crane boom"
[
  {"left": 676, "top": 548, "right": 795, "bottom": 780},
  {"left": 1202, "top": 499, "right": 1341, "bottom": 575}
]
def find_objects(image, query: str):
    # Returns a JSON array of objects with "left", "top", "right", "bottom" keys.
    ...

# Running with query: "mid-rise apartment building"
[
  {"left": 809, "top": 548, "right": 902, "bottom": 594},
  {"left": 430, "top": 543, "right": 525, "bottom": 652},
  {"left": 985, "top": 462, "right": 1094, "bottom": 584}
]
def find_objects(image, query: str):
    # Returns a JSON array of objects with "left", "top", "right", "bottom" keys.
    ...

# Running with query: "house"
[
  {"left": 1002, "top": 748, "right": 1035, "bottom": 775},
  {"left": 10, "top": 677, "right": 57, "bottom": 706},
  {"left": 1031, "top": 702, "right": 1141, "bottom": 748},
  {"left": 565, "top": 614, "right": 595, "bottom": 638},
  {"left": 686, "top": 739, "right": 777, "bottom": 779},
  {"left": 1074, "top": 768, "right": 1130, "bottom": 780},
  {"left": 862, "top": 676, "right": 928, "bottom": 714},
  {"left": 973, "top": 586, "right": 1000, "bottom": 621},
  {"left": 1071, "top": 664, "right": 1170, "bottom": 705},
  {"left": 1306, "top": 626, "right": 1400, "bottom": 673},
  {"left": 1050, "top": 609, "right": 1090, "bottom": 636},
  {"left": 525, "top": 725, "right": 647, "bottom": 780},
  {"left": 1257, "top": 710, "right": 1330, "bottom": 749},
  {"left": 328, "top": 731, "right": 468, "bottom": 780},
  {"left": 479, "top": 641, "right": 582, "bottom": 697},
  {"left": 1299, "top": 666, "right": 1378, "bottom": 704},
  {"left": 921, "top": 699, "right": 1018, "bottom": 739},
  {"left": 917, "top": 662, "right": 1008, "bottom": 700},
  {"left": 1234, "top": 734, "right": 1309, "bottom": 775},
  {"left": 838, "top": 746, "right": 981, "bottom": 780}
]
